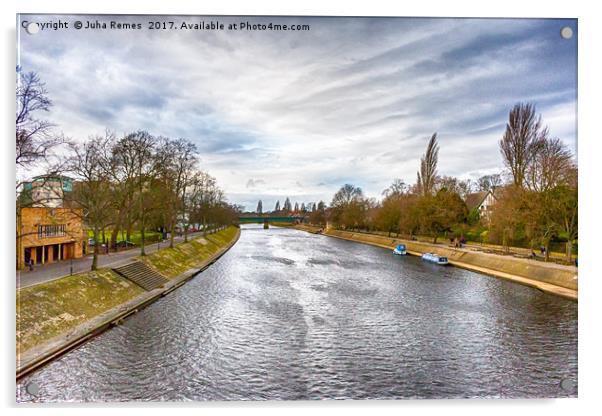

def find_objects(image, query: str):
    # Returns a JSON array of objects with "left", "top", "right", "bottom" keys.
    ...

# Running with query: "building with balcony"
[
  {"left": 17, "top": 207, "right": 87, "bottom": 269},
  {"left": 16, "top": 175, "right": 87, "bottom": 269}
]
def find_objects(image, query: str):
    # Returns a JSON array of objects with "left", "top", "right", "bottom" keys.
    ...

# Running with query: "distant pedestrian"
[
  {"left": 27, "top": 259, "right": 34, "bottom": 271},
  {"left": 540, "top": 245, "right": 546, "bottom": 255}
]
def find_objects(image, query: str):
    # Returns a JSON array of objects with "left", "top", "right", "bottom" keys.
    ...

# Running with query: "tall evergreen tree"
[
  {"left": 416, "top": 133, "right": 439, "bottom": 196},
  {"left": 283, "top": 197, "right": 292, "bottom": 212}
]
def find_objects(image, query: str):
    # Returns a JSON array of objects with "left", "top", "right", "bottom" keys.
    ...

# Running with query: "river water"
[{"left": 17, "top": 224, "right": 577, "bottom": 402}]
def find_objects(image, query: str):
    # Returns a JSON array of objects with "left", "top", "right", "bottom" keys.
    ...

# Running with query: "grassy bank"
[
  {"left": 17, "top": 226, "right": 239, "bottom": 355},
  {"left": 141, "top": 226, "right": 238, "bottom": 278},
  {"left": 290, "top": 225, "right": 577, "bottom": 299},
  {"left": 17, "top": 269, "right": 144, "bottom": 353},
  {"left": 87, "top": 230, "right": 162, "bottom": 245}
]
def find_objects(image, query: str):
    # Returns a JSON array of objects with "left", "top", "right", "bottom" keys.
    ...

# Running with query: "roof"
[
  {"left": 464, "top": 191, "right": 488, "bottom": 210},
  {"left": 31, "top": 174, "right": 73, "bottom": 182}
]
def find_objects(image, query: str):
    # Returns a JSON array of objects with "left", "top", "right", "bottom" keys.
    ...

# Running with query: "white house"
[{"left": 465, "top": 189, "right": 497, "bottom": 220}]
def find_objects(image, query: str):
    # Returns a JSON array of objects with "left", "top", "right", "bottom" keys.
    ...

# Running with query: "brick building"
[
  {"left": 16, "top": 175, "right": 87, "bottom": 269},
  {"left": 17, "top": 207, "right": 87, "bottom": 269}
]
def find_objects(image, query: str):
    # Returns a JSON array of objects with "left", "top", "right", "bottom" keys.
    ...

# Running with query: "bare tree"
[
  {"left": 500, "top": 103, "right": 547, "bottom": 188},
  {"left": 66, "top": 134, "right": 115, "bottom": 270},
  {"left": 477, "top": 174, "right": 502, "bottom": 192},
  {"left": 382, "top": 178, "right": 407, "bottom": 198},
  {"left": 188, "top": 171, "right": 220, "bottom": 235},
  {"left": 553, "top": 183, "right": 578, "bottom": 261},
  {"left": 15, "top": 71, "right": 69, "bottom": 199},
  {"left": 100, "top": 130, "right": 136, "bottom": 248},
  {"left": 16, "top": 71, "right": 64, "bottom": 168},
  {"left": 526, "top": 137, "right": 574, "bottom": 192},
  {"left": 416, "top": 133, "right": 439, "bottom": 196},
  {"left": 456, "top": 179, "right": 475, "bottom": 200},
  {"left": 330, "top": 184, "right": 365, "bottom": 229},
  {"left": 156, "top": 137, "right": 198, "bottom": 247},
  {"left": 113, "top": 131, "right": 158, "bottom": 256},
  {"left": 331, "top": 184, "right": 363, "bottom": 207},
  {"left": 435, "top": 176, "right": 474, "bottom": 200}
]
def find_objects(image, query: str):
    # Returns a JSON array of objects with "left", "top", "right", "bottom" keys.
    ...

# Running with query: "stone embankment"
[
  {"left": 16, "top": 227, "right": 240, "bottom": 379},
  {"left": 292, "top": 224, "right": 577, "bottom": 301}
]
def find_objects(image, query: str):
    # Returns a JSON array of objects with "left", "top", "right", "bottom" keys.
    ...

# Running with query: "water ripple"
[{"left": 17, "top": 224, "right": 577, "bottom": 402}]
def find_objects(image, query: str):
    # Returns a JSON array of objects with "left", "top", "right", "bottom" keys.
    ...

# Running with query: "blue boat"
[
  {"left": 421, "top": 252, "right": 449, "bottom": 265},
  {"left": 393, "top": 244, "right": 407, "bottom": 255}
]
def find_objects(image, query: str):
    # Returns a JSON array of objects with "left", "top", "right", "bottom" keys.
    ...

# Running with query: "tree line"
[
  {"left": 252, "top": 198, "right": 326, "bottom": 218},
  {"left": 65, "top": 131, "right": 239, "bottom": 269},
  {"left": 16, "top": 70, "right": 238, "bottom": 270},
  {"left": 306, "top": 103, "right": 577, "bottom": 262}
]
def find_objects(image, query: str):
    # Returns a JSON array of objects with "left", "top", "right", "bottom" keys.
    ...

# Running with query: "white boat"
[
  {"left": 421, "top": 252, "right": 449, "bottom": 265},
  {"left": 393, "top": 244, "right": 407, "bottom": 255}
]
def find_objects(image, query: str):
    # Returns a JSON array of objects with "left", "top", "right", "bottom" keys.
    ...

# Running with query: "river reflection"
[{"left": 17, "top": 224, "right": 577, "bottom": 401}]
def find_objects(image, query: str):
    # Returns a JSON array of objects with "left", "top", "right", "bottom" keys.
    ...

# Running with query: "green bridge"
[{"left": 238, "top": 216, "right": 302, "bottom": 224}]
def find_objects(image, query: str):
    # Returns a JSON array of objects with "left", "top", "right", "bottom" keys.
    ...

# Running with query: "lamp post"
[{"left": 69, "top": 239, "right": 75, "bottom": 275}]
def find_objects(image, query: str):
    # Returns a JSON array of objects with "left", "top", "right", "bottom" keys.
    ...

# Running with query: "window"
[{"left": 37, "top": 224, "right": 66, "bottom": 238}]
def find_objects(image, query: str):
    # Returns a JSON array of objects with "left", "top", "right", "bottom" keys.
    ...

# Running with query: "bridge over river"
[
  {"left": 238, "top": 215, "right": 305, "bottom": 223},
  {"left": 17, "top": 224, "right": 577, "bottom": 401}
]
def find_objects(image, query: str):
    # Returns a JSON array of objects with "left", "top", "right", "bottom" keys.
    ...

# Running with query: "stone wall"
[{"left": 324, "top": 229, "right": 578, "bottom": 291}]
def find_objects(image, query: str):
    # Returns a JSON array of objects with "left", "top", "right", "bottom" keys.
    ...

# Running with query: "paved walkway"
[
  {"left": 17, "top": 232, "right": 204, "bottom": 289},
  {"left": 295, "top": 225, "right": 577, "bottom": 301}
]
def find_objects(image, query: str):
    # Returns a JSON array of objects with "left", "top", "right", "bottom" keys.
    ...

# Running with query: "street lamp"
[{"left": 69, "top": 239, "right": 75, "bottom": 275}]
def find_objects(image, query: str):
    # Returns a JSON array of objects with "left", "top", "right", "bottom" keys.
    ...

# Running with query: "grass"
[
  {"left": 16, "top": 226, "right": 239, "bottom": 355},
  {"left": 16, "top": 269, "right": 144, "bottom": 354},
  {"left": 329, "top": 228, "right": 577, "bottom": 259},
  {"left": 87, "top": 230, "right": 162, "bottom": 245},
  {"left": 141, "top": 226, "right": 238, "bottom": 278}
]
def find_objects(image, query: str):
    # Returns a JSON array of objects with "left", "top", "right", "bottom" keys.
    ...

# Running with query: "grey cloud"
[
  {"left": 246, "top": 179, "right": 266, "bottom": 188},
  {"left": 18, "top": 15, "right": 577, "bottom": 206}
]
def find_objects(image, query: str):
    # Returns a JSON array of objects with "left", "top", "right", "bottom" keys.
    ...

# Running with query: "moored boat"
[
  {"left": 421, "top": 252, "right": 449, "bottom": 265},
  {"left": 393, "top": 244, "right": 407, "bottom": 255}
]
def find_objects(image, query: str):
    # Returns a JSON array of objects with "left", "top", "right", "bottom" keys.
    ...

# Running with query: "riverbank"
[
  {"left": 16, "top": 226, "right": 240, "bottom": 379},
  {"left": 290, "top": 224, "right": 577, "bottom": 301}
]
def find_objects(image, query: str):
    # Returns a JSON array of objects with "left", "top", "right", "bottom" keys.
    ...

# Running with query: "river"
[{"left": 17, "top": 224, "right": 578, "bottom": 401}]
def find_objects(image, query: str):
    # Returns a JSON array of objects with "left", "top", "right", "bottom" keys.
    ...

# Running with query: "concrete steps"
[{"left": 112, "top": 261, "right": 169, "bottom": 291}]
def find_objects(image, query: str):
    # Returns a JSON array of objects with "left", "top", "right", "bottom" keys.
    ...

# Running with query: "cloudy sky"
[{"left": 18, "top": 15, "right": 577, "bottom": 211}]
